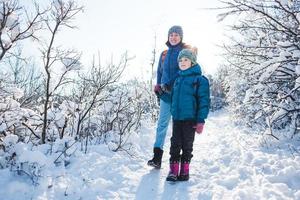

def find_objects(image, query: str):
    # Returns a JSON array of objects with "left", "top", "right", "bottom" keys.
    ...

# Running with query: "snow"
[
  {"left": 292, "top": 50, "right": 300, "bottom": 58},
  {"left": 296, "top": 65, "right": 300, "bottom": 75},
  {"left": 0, "top": 122, "right": 7, "bottom": 132},
  {"left": 279, "top": 50, "right": 292, "bottom": 59},
  {"left": 296, "top": 76, "right": 300, "bottom": 88},
  {"left": 8, "top": 99, "right": 20, "bottom": 109},
  {"left": 11, "top": 88, "right": 24, "bottom": 99},
  {"left": 17, "top": 144, "right": 47, "bottom": 166},
  {"left": 297, "top": 13, "right": 300, "bottom": 22},
  {"left": 258, "top": 62, "right": 280, "bottom": 82},
  {"left": 277, "top": 41, "right": 292, "bottom": 47},
  {"left": 0, "top": 103, "right": 7, "bottom": 110},
  {"left": 271, "top": 108, "right": 288, "bottom": 124},
  {"left": 3, "top": 134, "right": 18, "bottom": 146},
  {"left": 6, "top": 12, "right": 18, "bottom": 27},
  {"left": 0, "top": 110, "right": 299, "bottom": 199}
]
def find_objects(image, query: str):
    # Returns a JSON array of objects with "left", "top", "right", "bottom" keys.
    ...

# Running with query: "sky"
[
  {"left": 54, "top": 0, "right": 227, "bottom": 80},
  {"left": 17, "top": 0, "right": 227, "bottom": 81}
]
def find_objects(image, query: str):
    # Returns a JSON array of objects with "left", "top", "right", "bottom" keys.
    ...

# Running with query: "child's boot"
[
  {"left": 178, "top": 161, "right": 190, "bottom": 181},
  {"left": 147, "top": 147, "right": 163, "bottom": 169},
  {"left": 166, "top": 161, "right": 179, "bottom": 182}
]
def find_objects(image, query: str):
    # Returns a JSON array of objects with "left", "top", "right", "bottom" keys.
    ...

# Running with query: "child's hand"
[{"left": 194, "top": 123, "right": 204, "bottom": 134}]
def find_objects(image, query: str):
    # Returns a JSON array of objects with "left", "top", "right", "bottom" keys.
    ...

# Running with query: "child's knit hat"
[
  {"left": 168, "top": 25, "right": 183, "bottom": 39},
  {"left": 178, "top": 49, "right": 197, "bottom": 66}
]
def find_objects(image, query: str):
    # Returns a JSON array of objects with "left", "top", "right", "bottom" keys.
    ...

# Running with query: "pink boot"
[
  {"left": 166, "top": 161, "right": 179, "bottom": 182},
  {"left": 178, "top": 161, "right": 189, "bottom": 181}
]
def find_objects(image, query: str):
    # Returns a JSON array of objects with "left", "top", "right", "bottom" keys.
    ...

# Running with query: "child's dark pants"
[{"left": 170, "top": 120, "right": 196, "bottom": 163}]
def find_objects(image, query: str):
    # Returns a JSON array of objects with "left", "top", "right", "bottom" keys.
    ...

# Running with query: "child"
[
  {"left": 166, "top": 49, "right": 210, "bottom": 182},
  {"left": 148, "top": 25, "right": 186, "bottom": 169}
]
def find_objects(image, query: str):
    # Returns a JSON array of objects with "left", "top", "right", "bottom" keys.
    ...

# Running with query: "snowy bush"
[
  {"left": 219, "top": 0, "right": 300, "bottom": 140},
  {"left": 52, "top": 136, "right": 77, "bottom": 166},
  {"left": 0, "top": 0, "right": 146, "bottom": 162},
  {"left": 14, "top": 144, "right": 47, "bottom": 185},
  {"left": 2, "top": 48, "right": 44, "bottom": 108},
  {"left": 0, "top": 135, "right": 46, "bottom": 184},
  {"left": 0, "top": 135, "right": 18, "bottom": 169},
  {"left": 97, "top": 83, "right": 145, "bottom": 152},
  {"left": 209, "top": 73, "right": 227, "bottom": 111},
  {"left": 0, "top": 0, "right": 45, "bottom": 61},
  {"left": 0, "top": 84, "right": 44, "bottom": 145},
  {"left": 0, "top": 0, "right": 150, "bottom": 187},
  {"left": 210, "top": 96, "right": 226, "bottom": 112},
  {"left": 125, "top": 79, "right": 159, "bottom": 121}
]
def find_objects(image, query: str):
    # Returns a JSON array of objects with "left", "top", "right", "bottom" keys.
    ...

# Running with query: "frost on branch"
[{"left": 219, "top": 0, "right": 300, "bottom": 139}]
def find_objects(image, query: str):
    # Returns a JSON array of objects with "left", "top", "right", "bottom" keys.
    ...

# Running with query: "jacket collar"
[{"left": 179, "top": 64, "right": 202, "bottom": 76}]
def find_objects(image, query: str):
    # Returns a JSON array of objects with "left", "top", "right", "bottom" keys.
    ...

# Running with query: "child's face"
[
  {"left": 168, "top": 33, "right": 181, "bottom": 46},
  {"left": 179, "top": 57, "right": 192, "bottom": 70}
]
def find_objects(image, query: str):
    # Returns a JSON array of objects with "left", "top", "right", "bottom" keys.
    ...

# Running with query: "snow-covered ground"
[{"left": 0, "top": 110, "right": 300, "bottom": 200}]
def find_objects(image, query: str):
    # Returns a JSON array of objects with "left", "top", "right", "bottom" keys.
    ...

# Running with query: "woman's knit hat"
[
  {"left": 177, "top": 48, "right": 197, "bottom": 66},
  {"left": 168, "top": 25, "right": 183, "bottom": 39}
]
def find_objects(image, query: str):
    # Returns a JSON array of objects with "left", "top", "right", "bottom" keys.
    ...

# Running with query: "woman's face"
[
  {"left": 168, "top": 33, "right": 181, "bottom": 46},
  {"left": 179, "top": 57, "right": 192, "bottom": 70}
]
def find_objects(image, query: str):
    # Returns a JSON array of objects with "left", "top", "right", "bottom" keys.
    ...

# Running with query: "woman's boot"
[{"left": 147, "top": 147, "right": 163, "bottom": 169}]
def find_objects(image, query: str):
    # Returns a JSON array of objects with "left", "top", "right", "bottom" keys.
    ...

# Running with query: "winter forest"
[{"left": 0, "top": 0, "right": 299, "bottom": 199}]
